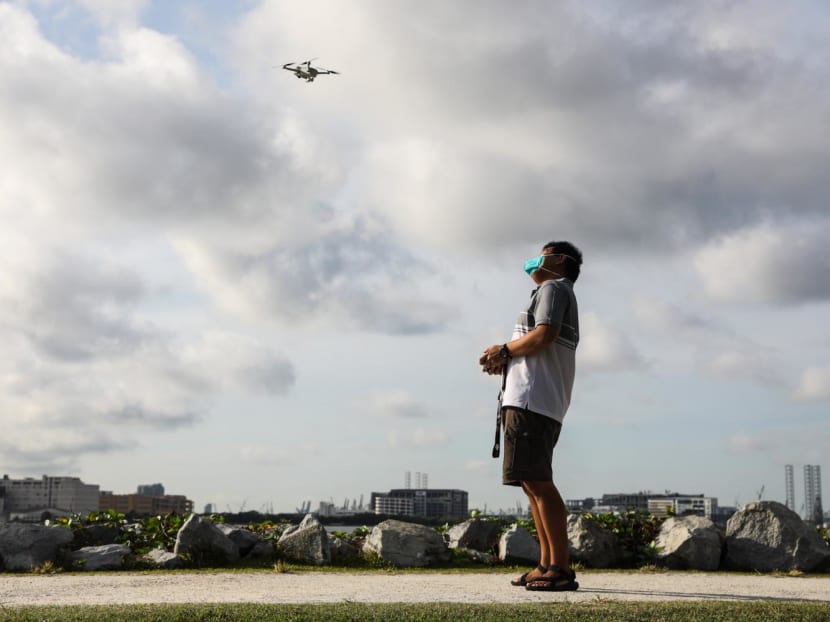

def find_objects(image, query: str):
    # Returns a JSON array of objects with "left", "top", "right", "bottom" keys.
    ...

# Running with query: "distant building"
[
  {"left": 804, "top": 465, "right": 823, "bottom": 524},
  {"left": 785, "top": 465, "right": 796, "bottom": 511},
  {"left": 647, "top": 494, "right": 717, "bottom": 519},
  {"left": 99, "top": 491, "right": 193, "bottom": 515},
  {"left": 371, "top": 488, "right": 468, "bottom": 520},
  {"left": 0, "top": 474, "right": 100, "bottom": 518},
  {"left": 600, "top": 492, "right": 651, "bottom": 512},
  {"left": 137, "top": 483, "right": 165, "bottom": 496}
]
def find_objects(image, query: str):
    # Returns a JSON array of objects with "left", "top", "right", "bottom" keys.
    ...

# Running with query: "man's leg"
[
  {"left": 522, "top": 482, "right": 551, "bottom": 566},
  {"left": 522, "top": 479, "right": 569, "bottom": 571}
]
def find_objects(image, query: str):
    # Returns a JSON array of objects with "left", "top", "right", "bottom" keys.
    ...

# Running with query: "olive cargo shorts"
[{"left": 502, "top": 407, "right": 562, "bottom": 486}]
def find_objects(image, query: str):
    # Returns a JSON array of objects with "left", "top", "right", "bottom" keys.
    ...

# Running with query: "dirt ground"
[{"left": 1, "top": 571, "right": 829, "bottom": 605}]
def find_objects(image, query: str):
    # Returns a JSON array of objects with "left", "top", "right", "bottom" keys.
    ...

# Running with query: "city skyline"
[{"left": 1, "top": 1, "right": 829, "bottom": 516}]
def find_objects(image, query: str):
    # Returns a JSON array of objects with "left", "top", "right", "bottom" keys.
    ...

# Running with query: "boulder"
[
  {"left": 217, "top": 524, "right": 263, "bottom": 557},
  {"left": 329, "top": 536, "right": 359, "bottom": 563},
  {"left": 73, "top": 525, "right": 120, "bottom": 548},
  {"left": 174, "top": 514, "right": 240, "bottom": 566},
  {"left": 141, "top": 548, "right": 183, "bottom": 569},
  {"left": 654, "top": 515, "right": 724, "bottom": 570},
  {"left": 724, "top": 501, "right": 830, "bottom": 572},
  {"left": 69, "top": 544, "right": 131, "bottom": 571},
  {"left": 363, "top": 519, "right": 450, "bottom": 567},
  {"left": 567, "top": 514, "right": 623, "bottom": 568},
  {"left": 456, "top": 547, "right": 496, "bottom": 564},
  {"left": 498, "top": 524, "right": 540, "bottom": 564},
  {"left": 277, "top": 514, "right": 330, "bottom": 565},
  {"left": 0, "top": 524, "right": 74, "bottom": 571},
  {"left": 446, "top": 518, "right": 501, "bottom": 552},
  {"left": 245, "top": 540, "right": 275, "bottom": 561}
]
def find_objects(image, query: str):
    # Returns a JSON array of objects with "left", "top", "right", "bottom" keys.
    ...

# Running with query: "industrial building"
[{"left": 0, "top": 474, "right": 100, "bottom": 519}]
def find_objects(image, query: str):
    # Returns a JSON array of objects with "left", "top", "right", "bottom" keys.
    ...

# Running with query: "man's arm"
[{"left": 479, "top": 323, "right": 560, "bottom": 372}]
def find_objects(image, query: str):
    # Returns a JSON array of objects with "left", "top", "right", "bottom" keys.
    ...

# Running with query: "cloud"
[
  {"left": 233, "top": 1, "right": 830, "bottom": 257},
  {"left": 694, "top": 220, "right": 830, "bottom": 304},
  {"left": 386, "top": 427, "right": 449, "bottom": 449},
  {"left": 794, "top": 366, "right": 830, "bottom": 401},
  {"left": 700, "top": 348, "right": 779, "bottom": 387},
  {"left": 361, "top": 391, "right": 430, "bottom": 419},
  {"left": 579, "top": 312, "right": 647, "bottom": 372}
]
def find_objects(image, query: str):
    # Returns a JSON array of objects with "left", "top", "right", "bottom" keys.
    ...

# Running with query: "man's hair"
[{"left": 543, "top": 240, "right": 583, "bottom": 282}]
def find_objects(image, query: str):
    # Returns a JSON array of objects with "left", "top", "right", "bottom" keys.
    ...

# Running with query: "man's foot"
[
  {"left": 510, "top": 564, "right": 547, "bottom": 587},
  {"left": 525, "top": 565, "right": 579, "bottom": 591}
]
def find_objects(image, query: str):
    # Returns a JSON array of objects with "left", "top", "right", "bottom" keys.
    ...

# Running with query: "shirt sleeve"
[{"left": 533, "top": 281, "right": 568, "bottom": 327}]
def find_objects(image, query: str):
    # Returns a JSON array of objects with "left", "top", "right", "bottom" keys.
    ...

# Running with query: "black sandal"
[
  {"left": 510, "top": 564, "right": 547, "bottom": 587},
  {"left": 525, "top": 565, "right": 579, "bottom": 591}
]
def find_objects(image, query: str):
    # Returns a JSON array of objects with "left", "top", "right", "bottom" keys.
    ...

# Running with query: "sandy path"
[{"left": 1, "top": 571, "right": 829, "bottom": 606}]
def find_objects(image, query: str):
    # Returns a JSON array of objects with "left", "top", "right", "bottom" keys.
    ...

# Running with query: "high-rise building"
[
  {"left": 804, "top": 465, "right": 823, "bottom": 524},
  {"left": 137, "top": 483, "right": 165, "bottom": 496},
  {"left": 785, "top": 464, "right": 796, "bottom": 511}
]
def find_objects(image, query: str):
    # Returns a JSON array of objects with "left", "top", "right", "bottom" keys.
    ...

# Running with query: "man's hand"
[{"left": 479, "top": 344, "right": 509, "bottom": 375}]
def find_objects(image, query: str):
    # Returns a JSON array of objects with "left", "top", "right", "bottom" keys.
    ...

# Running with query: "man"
[{"left": 479, "top": 240, "right": 582, "bottom": 592}]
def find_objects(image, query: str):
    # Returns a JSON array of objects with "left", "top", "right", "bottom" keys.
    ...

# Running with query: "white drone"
[{"left": 280, "top": 58, "right": 340, "bottom": 83}]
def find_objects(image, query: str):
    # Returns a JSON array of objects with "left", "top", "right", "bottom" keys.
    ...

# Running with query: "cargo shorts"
[{"left": 502, "top": 407, "right": 562, "bottom": 486}]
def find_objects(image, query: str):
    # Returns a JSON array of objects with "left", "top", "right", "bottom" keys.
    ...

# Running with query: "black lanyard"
[{"left": 491, "top": 364, "right": 508, "bottom": 458}]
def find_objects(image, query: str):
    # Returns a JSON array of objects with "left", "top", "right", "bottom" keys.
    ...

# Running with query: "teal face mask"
[{"left": 523, "top": 255, "right": 546, "bottom": 276}]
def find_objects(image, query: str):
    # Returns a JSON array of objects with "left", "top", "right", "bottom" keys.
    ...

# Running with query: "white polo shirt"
[{"left": 501, "top": 278, "right": 579, "bottom": 423}]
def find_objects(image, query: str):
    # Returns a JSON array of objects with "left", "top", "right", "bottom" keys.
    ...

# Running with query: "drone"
[{"left": 280, "top": 58, "right": 340, "bottom": 82}]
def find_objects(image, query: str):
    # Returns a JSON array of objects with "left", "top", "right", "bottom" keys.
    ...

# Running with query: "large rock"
[
  {"left": 446, "top": 518, "right": 501, "bottom": 552},
  {"left": 654, "top": 515, "right": 724, "bottom": 570},
  {"left": 217, "top": 524, "right": 263, "bottom": 557},
  {"left": 567, "top": 514, "right": 623, "bottom": 568},
  {"left": 498, "top": 524, "right": 540, "bottom": 564},
  {"left": 277, "top": 514, "right": 330, "bottom": 565},
  {"left": 329, "top": 536, "right": 359, "bottom": 563},
  {"left": 174, "top": 514, "right": 240, "bottom": 566},
  {"left": 69, "top": 544, "right": 131, "bottom": 571},
  {"left": 0, "top": 524, "right": 74, "bottom": 571},
  {"left": 724, "top": 501, "right": 830, "bottom": 572},
  {"left": 363, "top": 519, "right": 450, "bottom": 567},
  {"left": 141, "top": 548, "right": 183, "bottom": 569}
]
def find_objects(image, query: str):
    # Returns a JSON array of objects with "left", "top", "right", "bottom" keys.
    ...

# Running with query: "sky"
[{"left": 1, "top": 0, "right": 829, "bottom": 517}]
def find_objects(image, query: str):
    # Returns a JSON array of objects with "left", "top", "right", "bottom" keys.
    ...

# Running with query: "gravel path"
[{"left": 1, "top": 571, "right": 829, "bottom": 606}]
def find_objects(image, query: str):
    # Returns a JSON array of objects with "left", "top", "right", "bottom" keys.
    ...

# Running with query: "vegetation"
[
  {"left": 583, "top": 509, "right": 667, "bottom": 567},
  {"left": 2, "top": 602, "right": 830, "bottom": 622}
]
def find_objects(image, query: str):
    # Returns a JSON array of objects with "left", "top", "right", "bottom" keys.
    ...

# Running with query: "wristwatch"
[{"left": 499, "top": 344, "right": 511, "bottom": 359}]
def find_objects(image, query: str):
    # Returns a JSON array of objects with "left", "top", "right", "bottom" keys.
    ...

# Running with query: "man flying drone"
[{"left": 281, "top": 58, "right": 340, "bottom": 82}]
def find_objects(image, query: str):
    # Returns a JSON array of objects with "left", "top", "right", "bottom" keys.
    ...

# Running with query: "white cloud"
[
  {"left": 701, "top": 348, "right": 779, "bottom": 387},
  {"left": 386, "top": 428, "right": 449, "bottom": 449},
  {"left": 579, "top": 312, "right": 647, "bottom": 373},
  {"left": 361, "top": 391, "right": 430, "bottom": 419},
  {"left": 694, "top": 221, "right": 830, "bottom": 304},
  {"left": 794, "top": 366, "right": 830, "bottom": 401}
]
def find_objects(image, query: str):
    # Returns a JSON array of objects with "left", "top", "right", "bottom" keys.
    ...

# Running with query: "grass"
[{"left": 2, "top": 602, "right": 830, "bottom": 622}]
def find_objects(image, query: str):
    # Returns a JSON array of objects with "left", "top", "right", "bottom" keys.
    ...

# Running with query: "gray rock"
[
  {"left": 654, "top": 515, "right": 724, "bottom": 570},
  {"left": 277, "top": 514, "right": 330, "bottom": 565},
  {"left": 245, "top": 540, "right": 275, "bottom": 561},
  {"left": 446, "top": 518, "right": 501, "bottom": 552},
  {"left": 69, "top": 544, "right": 131, "bottom": 571},
  {"left": 363, "top": 519, "right": 450, "bottom": 567},
  {"left": 141, "top": 548, "right": 182, "bottom": 569},
  {"left": 567, "top": 514, "right": 623, "bottom": 568},
  {"left": 73, "top": 525, "right": 120, "bottom": 548},
  {"left": 456, "top": 547, "right": 496, "bottom": 564},
  {"left": 498, "top": 524, "right": 540, "bottom": 564},
  {"left": 0, "top": 524, "right": 74, "bottom": 571},
  {"left": 174, "top": 514, "right": 240, "bottom": 566},
  {"left": 329, "top": 536, "right": 359, "bottom": 563},
  {"left": 724, "top": 501, "right": 830, "bottom": 572},
  {"left": 217, "top": 524, "right": 263, "bottom": 557}
]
